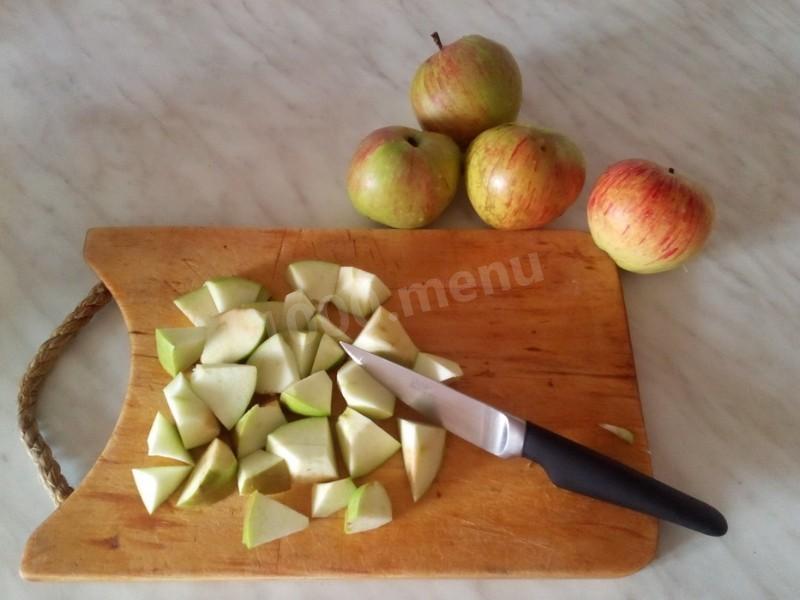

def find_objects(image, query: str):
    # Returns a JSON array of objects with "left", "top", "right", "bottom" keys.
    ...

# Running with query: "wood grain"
[{"left": 20, "top": 227, "right": 657, "bottom": 580}]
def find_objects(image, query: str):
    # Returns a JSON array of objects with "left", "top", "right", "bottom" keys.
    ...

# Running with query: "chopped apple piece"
[
  {"left": 176, "top": 438, "right": 237, "bottom": 507},
  {"left": 283, "top": 290, "right": 316, "bottom": 330},
  {"left": 309, "top": 313, "right": 352, "bottom": 343},
  {"left": 600, "top": 423, "right": 635, "bottom": 444},
  {"left": 310, "top": 334, "right": 346, "bottom": 373},
  {"left": 399, "top": 419, "right": 446, "bottom": 502},
  {"left": 237, "top": 450, "right": 291, "bottom": 495},
  {"left": 163, "top": 373, "right": 220, "bottom": 449},
  {"left": 311, "top": 478, "right": 357, "bottom": 518},
  {"left": 282, "top": 330, "right": 322, "bottom": 378},
  {"left": 174, "top": 286, "right": 219, "bottom": 326},
  {"left": 200, "top": 308, "right": 267, "bottom": 364},
  {"left": 280, "top": 371, "right": 332, "bottom": 416},
  {"left": 353, "top": 306, "right": 418, "bottom": 367},
  {"left": 239, "top": 301, "right": 270, "bottom": 311},
  {"left": 412, "top": 352, "right": 463, "bottom": 383},
  {"left": 132, "top": 466, "right": 192, "bottom": 514},
  {"left": 336, "top": 408, "right": 400, "bottom": 478},
  {"left": 247, "top": 334, "right": 300, "bottom": 394},
  {"left": 189, "top": 364, "right": 256, "bottom": 429},
  {"left": 205, "top": 276, "right": 265, "bottom": 312},
  {"left": 242, "top": 494, "right": 309, "bottom": 549},
  {"left": 287, "top": 260, "right": 341, "bottom": 303},
  {"left": 155, "top": 326, "right": 206, "bottom": 376},
  {"left": 234, "top": 401, "right": 287, "bottom": 458},
  {"left": 147, "top": 411, "right": 194, "bottom": 464},
  {"left": 344, "top": 481, "right": 392, "bottom": 534},
  {"left": 332, "top": 266, "right": 391, "bottom": 318},
  {"left": 267, "top": 417, "right": 337, "bottom": 483},
  {"left": 337, "top": 360, "right": 396, "bottom": 419},
  {"left": 241, "top": 301, "right": 285, "bottom": 335}
]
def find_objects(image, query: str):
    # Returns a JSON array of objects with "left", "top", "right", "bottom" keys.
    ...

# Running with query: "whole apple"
[
  {"left": 587, "top": 159, "right": 714, "bottom": 274},
  {"left": 465, "top": 123, "right": 586, "bottom": 229},
  {"left": 411, "top": 33, "right": 522, "bottom": 146},
  {"left": 346, "top": 126, "right": 460, "bottom": 229}
]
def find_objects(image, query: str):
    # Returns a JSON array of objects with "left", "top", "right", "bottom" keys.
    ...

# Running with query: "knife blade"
[{"left": 340, "top": 342, "right": 728, "bottom": 537}]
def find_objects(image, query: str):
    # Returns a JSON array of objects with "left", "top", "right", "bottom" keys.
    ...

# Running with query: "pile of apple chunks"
[{"left": 132, "top": 261, "right": 464, "bottom": 548}]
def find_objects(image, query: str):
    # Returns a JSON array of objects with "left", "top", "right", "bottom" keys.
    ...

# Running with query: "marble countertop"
[{"left": 2, "top": 1, "right": 798, "bottom": 598}]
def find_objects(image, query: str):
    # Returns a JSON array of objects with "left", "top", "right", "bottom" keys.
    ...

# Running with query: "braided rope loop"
[{"left": 17, "top": 282, "right": 112, "bottom": 506}]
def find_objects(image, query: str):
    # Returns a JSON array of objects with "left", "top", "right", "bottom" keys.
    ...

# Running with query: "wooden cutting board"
[{"left": 21, "top": 227, "right": 657, "bottom": 580}]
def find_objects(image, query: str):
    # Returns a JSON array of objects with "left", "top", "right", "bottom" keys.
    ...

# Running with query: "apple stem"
[
  {"left": 668, "top": 167, "right": 675, "bottom": 174},
  {"left": 431, "top": 31, "right": 443, "bottom": 51}
]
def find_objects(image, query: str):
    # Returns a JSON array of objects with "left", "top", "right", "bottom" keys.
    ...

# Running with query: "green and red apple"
[
  {"left": 346, "top": 126, "right": 460, "bottom": 229},
  {"left": 411, "top": 33, "right": 522, "bottom": 146},
  {"left": 465, "top": 123, "right": 585, "bottom": 230},
  {"left": 587, "top": 159, "right": 715, "bottom": 274}
]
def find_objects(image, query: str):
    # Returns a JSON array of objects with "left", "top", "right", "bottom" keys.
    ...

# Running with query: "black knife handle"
[{"left": 522, "top": 421, "right": 727, "bottom": 536}]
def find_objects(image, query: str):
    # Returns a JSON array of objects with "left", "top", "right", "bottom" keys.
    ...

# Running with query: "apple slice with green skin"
[
  {"left": 282, "top": 330, "right": 322, "bottom": 378},
  {"left": 242, "top": 494, "right": 309, "bottom": 549},
  {"left": 399, "top": 419, "right": 446, "bottom": 502},
  {"left": 163, "top": 373, "right": 220, "bottom": 449},
  {"left": 283, "top": 290, "right": 316, "bottom": 330},
  {"left": 311, "top": 478, "right": 357, "bottom": 518},
  {"left": 332, "top": 266, "right": 391, "bottom": 318},
  {"left": 174, "top": 286, "right": 219, "bottom": 326},
  {"left": 336, "top": 360, "right": 395, "bottom": 419},
  {"left": 309, "top": 313, "right": 352, "bottom": 343},
  {"left": 280, "top": 370, "right": 332, "bottom": 416},
  {"left": 353, "top": 306, "right": 418, "bottom": 367},
  {"left": 132, "top": 466, "right": 192, "bottom": 514},
  {"left": 205, "top": 277, "right": 265, "bottom": 312},
  {"left": 336, "top": 407, "right": 400, "bottom": 478},
  {"left": 287, "top": 260, "right": 341, "bottom": 303},
  {"left": 310, "top": 334, "right": 346, "bottom": 373},
  {"left": 176, "top": 438, "right": 237, "bottom": 507},
  {"left": 412, "top": 352, "right": 463, "bottom": 383},
  {"left": 247, "top": 334, "right": 300, "bottom": 394},
  {"left": 237, "top": 450, "right": 291, "bottom": 495},
  {"left": 155, "top": 326, "right": 206, "bottom": 376},
  {"left": 189, "top": 364, "right": 256, "bottom": 429},
  {"left": 241, "top": 301, "right": 285, "bottom": 335},
  {"left": 200, "top": 308, "right": 267, "bottom": 365},
  {"left": 147, "top": 411, "right": 194, "bottom": 464},
  {"left": 233, "top": 401, "right": 286, "bottom": 458},
  {"left": 267, "top": 417, "right": 337, "bottom": 483},
  {"left": 344, "top": 481, "right": 392, "bottom": 534}
]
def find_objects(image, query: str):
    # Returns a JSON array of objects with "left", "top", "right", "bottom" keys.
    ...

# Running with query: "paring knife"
[{"left": 340, "top": 343, "right": 728, "bottom": 537}]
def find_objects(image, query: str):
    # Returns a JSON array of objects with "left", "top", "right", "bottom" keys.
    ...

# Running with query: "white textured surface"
[{"left": 1, "top": 1, "right": 798, "bottom": 597}]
